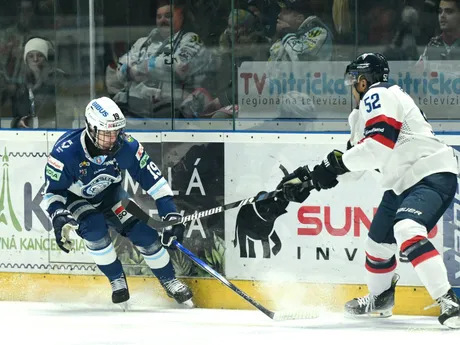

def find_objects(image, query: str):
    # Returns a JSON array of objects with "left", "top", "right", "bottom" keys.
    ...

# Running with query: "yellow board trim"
[{"left": 0, "top": 273, "right": 438, "bottom": 316}]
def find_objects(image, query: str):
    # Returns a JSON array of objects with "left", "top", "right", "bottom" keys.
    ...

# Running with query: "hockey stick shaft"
[
  {"left": 122, "top": 180, "right": 314, "bottom": 229},
  {"left": 122, "top": 189, "right": 280, "bottom": 229},
  {"left": 172, "top": 239, "right": 276, "bottom": 319}
]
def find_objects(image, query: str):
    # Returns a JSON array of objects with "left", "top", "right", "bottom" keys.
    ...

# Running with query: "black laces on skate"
[{"left": 110, "top": 275, "right": 127, "bottom": 292}]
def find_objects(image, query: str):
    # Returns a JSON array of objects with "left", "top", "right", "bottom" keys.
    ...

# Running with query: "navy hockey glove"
[
  {"left": 311, "top": 150, "right": 349, "bottom": 190},
  {"left": 276, "top": 165, "right": 314, "bottom": 203},
  {"left": 160, "top": 212, "right": 185, "bottom": 249},
  {"left": 51, "top": 209, "right": 79, "bottom": 253}
]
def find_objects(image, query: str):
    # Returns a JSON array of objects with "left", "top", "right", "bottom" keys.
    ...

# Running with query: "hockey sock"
[
  {"left": 138, "top": 243, "right": 175, "bottom": 282},
  {"left": 395, "top": 219, "right": 450, "bottom": 299},
  {"left": 364, "top": 237, "right": 398, "bottom": 296},
  {"left": 86, "top": 241, "right": 124, "bottom": 281}
]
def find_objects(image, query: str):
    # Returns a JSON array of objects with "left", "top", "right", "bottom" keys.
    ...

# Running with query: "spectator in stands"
[
  {"left": 383, "top": 4, "right": 421, "bottom": 61},
  {"left": 0, "top": 0, "right": 38, "bottom": 118},
  {"left": 418, "top": 0, "right": 460, "bottom": 63},
  {"left": 109, "top": 0, "right": 214, "bottom": 118},
  {"left": 11, "top": 37, "right": 68, "bottom": 128},
  {"left": 268, "top": 0, "right": 334, "bottom": 62},
  {"left": 267, "top": 0, "right": 333, "bottom": 119},
  {"left": 215, "top": 8, "right": 271, "bottom": 107}
]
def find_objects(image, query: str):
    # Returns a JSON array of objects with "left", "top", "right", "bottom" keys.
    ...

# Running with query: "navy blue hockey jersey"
[{"left": 42, "top": 128, "right": 176, "bottom": 218}]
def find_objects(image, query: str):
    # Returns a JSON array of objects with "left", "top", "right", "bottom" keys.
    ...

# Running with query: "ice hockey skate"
[
  {"left": 435, "top": 289, "right": 460, "bottom": 328},
  {"left": 111, "top": 273, "right": 130, "bottom": 311},
  {"left": 345, "top": 274, "right": 399, "bottom": 318},
  {"left": 160, "top": 278, "right": 194, "bottom": 307}
]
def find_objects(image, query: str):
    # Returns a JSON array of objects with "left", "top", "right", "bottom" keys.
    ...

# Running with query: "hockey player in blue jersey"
[{"left": 41, "top": 96, "right": 193, "bottom": 308}]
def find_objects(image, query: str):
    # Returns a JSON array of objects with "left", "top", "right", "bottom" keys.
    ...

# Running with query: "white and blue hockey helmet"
[{"left": 85, "top": 97, "right": 126, "bottom": 155}]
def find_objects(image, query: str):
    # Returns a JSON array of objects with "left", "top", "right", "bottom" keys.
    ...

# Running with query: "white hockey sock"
[
  {"left": 364, "top": 237, "right": 398, "bottom": 296},
  {"left": 141, "top": 246, "right": 171, "bottom": 269},
  {"left": 395, "top": 219, "right": 450, "bottom": 300}
]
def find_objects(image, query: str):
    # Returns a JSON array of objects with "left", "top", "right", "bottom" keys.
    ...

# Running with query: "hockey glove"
[
  {"left": 311, "top": 150, "right": 349, "bottom": 190},
  {"left": 160, "top": 212, "right": 185, "bottom": 249},
  {"left": 51, "top": 210, "right": 79, "bottom": 253},
  {"left": 276, "top": 165, "right": 314, "bottom": 203}
]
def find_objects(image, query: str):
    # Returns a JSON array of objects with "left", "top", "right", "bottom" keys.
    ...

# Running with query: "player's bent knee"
[
  {"left": 125, "top": 219, "right": 159, "bottom": 247},
  {"left": 85, "top": 233, "right": 117, "bottom": 266},
  {"left": 365, "top": 236, "right": 397, "bottom": 260},
  {"left": 394, "top": 219, "right": 427, "bottom": 253},
  {"left": 78, "top": 212, "right": 109, "bottom": 242}
]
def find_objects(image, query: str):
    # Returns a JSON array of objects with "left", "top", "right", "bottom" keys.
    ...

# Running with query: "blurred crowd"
[{"left": 0, "top": 0, "right": 459, "bottom": 128}]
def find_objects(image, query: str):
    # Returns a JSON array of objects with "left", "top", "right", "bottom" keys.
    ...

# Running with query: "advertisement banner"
[
  {"left": 237, "top": 60, "right": 460, "bottom": 121},
  {"left": 0, "top": 136, "right": 225, "bottom": 278},
  {"left": 443, "top": 145, "right": 460, "bottom": 287},
  {"left": 0, "top": 139, "right": 97, "bottom": 274},
  {"left": 224, "top": 141, "right": 444, "bottom": 286},
  {"left": 390, "top": 60, "right": 460, "bottom": 120},
  {"left": 238, "top": 61, "right": 351, "bottom": 119},
  {"left": 121, "top": 141, "right": 225, "bottom": 277}
]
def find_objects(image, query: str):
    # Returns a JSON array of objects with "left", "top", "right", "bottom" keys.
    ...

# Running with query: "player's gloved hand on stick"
[
  {"left": 311, "top": 150, "right": 349, "bottom": 190},
  {"left": 51, "top": 209, "right": 79, "bottom": 253},
  {"left": 161, "top": 212, "right": 185, "bottom": 249},
  {"left": 276, "top": 165, "right": 314, "bottom": 203}
]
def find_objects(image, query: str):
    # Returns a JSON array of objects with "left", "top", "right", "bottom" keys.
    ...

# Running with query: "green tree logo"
[{"left": 0, "top": 148, "right": 22, "bottom": 231}]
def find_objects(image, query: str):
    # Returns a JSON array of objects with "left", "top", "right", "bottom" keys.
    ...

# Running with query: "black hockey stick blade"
[{"left": 122, "top": 189, "right": 282, "bottom": 229}]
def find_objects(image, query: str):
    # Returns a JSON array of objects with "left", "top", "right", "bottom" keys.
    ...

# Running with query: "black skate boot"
[
  {"left": 437, "top": 289, "right": 460, "bottom": 328},
  {"left": 110, "top": 273, "right": 129, "bottom": 310},
  {"left": 345, "top": 274, "right": 399, "bottom": 317},
  {"left": 160, "top": 278, "right": 194, "bottom": 307}
]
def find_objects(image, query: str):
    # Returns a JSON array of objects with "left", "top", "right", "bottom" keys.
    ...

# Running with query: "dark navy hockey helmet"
[{"left": 344, "top": 52, "right": 390, "bottom": 87}]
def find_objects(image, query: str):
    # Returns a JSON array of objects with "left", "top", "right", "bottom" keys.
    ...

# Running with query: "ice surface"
[{"left": 1, "top": 301, "right": 457, "bottom": 345}]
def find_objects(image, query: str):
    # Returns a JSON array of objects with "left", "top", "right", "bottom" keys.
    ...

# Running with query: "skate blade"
[
  {"left": 116, "top": 301, "right": 129, "bottom": 312},
  {"left": 345, "top": 308, "right": 392, "bottom": 319},
  {"left": 181, "top": 299, "right": 195, "bottom": 308},
  {"left": 443, "top": 316, "right": 460, "bottom": 329}
]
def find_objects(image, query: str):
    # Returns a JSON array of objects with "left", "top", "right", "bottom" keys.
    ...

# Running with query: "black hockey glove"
[
  {"left": 160, "top": 212, "right": 185, "bottom": 249},
  {"left": 311, "top": 150, "right": 349, "bottom": 190},
  {"left": 51, "top": 209, "right": 79, "bottom": 253},
  {"left": 276, "top": 165, "right": 314, "bottom": 203}
]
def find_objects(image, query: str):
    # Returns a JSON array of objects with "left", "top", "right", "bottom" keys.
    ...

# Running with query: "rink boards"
[{"left": 0, "top": 130, "right": 459, "bottom": 316}]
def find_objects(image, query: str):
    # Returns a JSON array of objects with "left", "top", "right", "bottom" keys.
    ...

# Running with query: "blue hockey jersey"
[{"left": 42, "top": 128, "right": 176, "bottom": 218}]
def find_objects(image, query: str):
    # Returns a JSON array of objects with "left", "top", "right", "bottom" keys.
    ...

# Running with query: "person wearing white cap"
[{"left": 11, "top": 37, "right": 69, "bottom": 129}]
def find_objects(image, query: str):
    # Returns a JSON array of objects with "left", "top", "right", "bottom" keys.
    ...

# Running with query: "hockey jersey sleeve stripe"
[
  {"left": 42, "top": 193, "right": 66, "bottom": 208},
  {"left": 364, "top": 116, "right": 402, "bottom": 149},
  {"left": 146, "top": 177, "right": 173, "bottom": 200},
  {"left": 368, "top": 134, "right": 397, "bottom": 149},
  {"left": 365, "top": 114, "right": 402, "bottom": 130}
]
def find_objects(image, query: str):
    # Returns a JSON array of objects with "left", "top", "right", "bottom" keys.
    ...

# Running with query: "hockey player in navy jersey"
[
  {"left": 41, "top": 96, "right": 193, "bottom": 308},
  {"left": 277, "top": 53, "right": 460, "bottom": 328}
]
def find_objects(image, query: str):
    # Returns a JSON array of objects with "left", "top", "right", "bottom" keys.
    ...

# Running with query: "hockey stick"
[
  {"left": 121, "top": 180, "right": 314, "bottom": 229},
  {"left": 172, "top": 240, "right": 318, "bottom": 321},
  {"left": 125, "top": 201, "right": 319, "bottom": 321}
]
